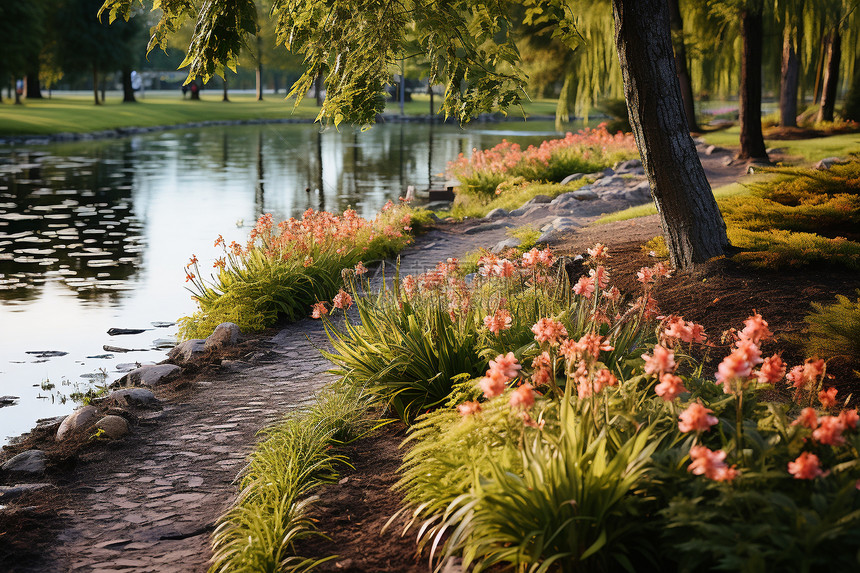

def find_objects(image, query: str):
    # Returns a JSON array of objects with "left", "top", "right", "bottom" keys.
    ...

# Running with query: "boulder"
[
  {"left": 491, "top": 237, "right": 522, "bottom": 254},
  {"left": 524, "top": 194, "right": 553, "bottom": 205},
  {"left": 705, "top": 145, "right": 728, "bottom": 156},
  {"left": 814, "top": 157, "right": 845, "bottom": 170},
  {"left": 0, "top": 483, "right": 52, "bottom": 502},
  {"left": 56, "top": 406, "right": 100, "bottom": 441},
  {"left": 1, "top": 450, "right": 46, "bottom": 475},
  {"left": 121, "top": 364, "right": 181, "bottom": 387},
  {"left": 484, "top": 208, "right": 509, "bottom": 220},
  {"left": 94, "top": 415, "right": 129, "bottom": 439},
  {"left": 560, "top": 173, "right": 587, "bottom": 185},
  {"left": 613, "top": 159, "right": 643, "bottom": 173},
  {"left": 204, "top": 322, "right": 241, "bottom": 351},
  {"left": 168, "top": 339, "right": 206, "bottom": 363},
  {"left": 571, "top": 189, "right": 599, "bottom": 201},
  {"left": 108, "top": 388, "right": 160, "bottom": 409}
]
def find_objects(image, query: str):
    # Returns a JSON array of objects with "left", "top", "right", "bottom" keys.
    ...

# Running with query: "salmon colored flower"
[
  {"left": 213, "top": 257, "right": 226, "bottom": 270},
  {"left": 214, "top": 234, "right": 225, "bottom": 247},
  {"left": 663, "top": 316, "right": 707, "bottom": 344},
  {"left": 457, "top": 401, "right": 482, "bottom": 416},
  {"left": 688, "top": 445, "right": 738, "bottom": 482},
  {"left": 573, "top": 276, "right": 595, "bottom": 298},
  {"left": 532, "top": 318, "right": 568, "bottom": 347},
  {"left": 332, "top": 289, "right": 353, "bottom": 310},
  {"left": 642, "top": 344, "right": 676, "bottom": 376},
  {"left": 678, "top": 402, "right": 718, "bottom": 433},
  {"left": 788, "top": 452, "right": 825, "bottom": 480},
  {"left": 589, "top": 266, "right": 609, "bottom": 289},
  {"left": 603, "top": 286, "right": 621, "bottom": 302},
  {"left": 479, "top": 375, "right": 507, "bottom": 399},
  {"left": 354, "top": 261, "right": 368, "bottom": 275},
  {"left": 819, "top": 387, "right": 838, "bottom": 409},
  {"left": 813, "top": 415, "right": 846, "bottom": 446},
  {"left": 792, "top": 407, "right": 818, "bottom": 429},
  {"left": 636, "top": 266, "right": 656, "bottom": 284},
  {"left": 655, "top": 373, "right": 687, "bottom": 401},
  {"left": 509, "top": 383, "right": 536, "bottom": 409},
  {"left": 587, "top": 243, "right": 609, "bottom": 260},
  {"left": 839, "top": 409, "right": 859, "bottom": 430},
  {"left": 738, "top": 312, "right": 773, "bottom": 344},
  {"left": 756, "top": 354, "right": 786, "bottom": 385},
  {"left": 488, "top": 352, "right": 521, "bottom": 381},
  {"left": 185, "top": 272, "right": 195, "bottom": 282},
  {"left": 786, "top": 358, "right": 825, "bottom": 390},
  {"left": 186, "top": 254, "right": 198, "bottom": 268},
  {"left": 531, "top": 352, "right": 552, "bottom": 385},
  {"left": 652, "top": 262, "right": 672, "bottom": 278},
  {"left": 484, "top": 309, "right": 513, "bottom": 335},
  {"left": 310, "top": 302, "right": 328, "bottom": 319}
]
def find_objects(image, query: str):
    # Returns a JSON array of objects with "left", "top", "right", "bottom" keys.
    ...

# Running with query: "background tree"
[{"left": 0, "top": 0, "right": 44, "bottom": 104}]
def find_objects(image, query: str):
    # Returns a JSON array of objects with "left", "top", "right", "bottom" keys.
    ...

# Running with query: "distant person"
[{"left": 182, "top": 85, "right": 188, "bottom": 98}]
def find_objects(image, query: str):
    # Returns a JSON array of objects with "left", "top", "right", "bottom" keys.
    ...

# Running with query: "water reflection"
[{"left": 0, "top": 120, "right": 571, "bottom": 443}]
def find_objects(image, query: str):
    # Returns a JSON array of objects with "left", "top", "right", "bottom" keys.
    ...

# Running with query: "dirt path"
[{"left": 4, "top": 148, "right": 748, "bottom": 573}]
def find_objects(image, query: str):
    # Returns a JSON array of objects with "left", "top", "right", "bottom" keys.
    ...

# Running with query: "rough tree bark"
[
  {"left": 667, "top": 0, "right": 699, "bottom": 132},
  {"left": 780, "top": 25, "right": 800, "bottom": 128},
  {"left": 314, "top": 74, "right": 322, "bottom": 106},
  {"left": 817, "top": 27, "right": 842, "bottom": 123},
  {"left": 25, "top": 58, "right": 43, "bottom": 99},
  {"left": 223, "top": 76, "right": 229, "bottom": 102},
  {"left": 121, "top": 66, "right": 136, "bottom": 103},
  {"left": 612, "top": 0, "right": 729, "bottom": 269},
  {"left": 738, "top": 7, "right": 768, "bottom": 160},
  {"left": 255, "top": 35, "right": 264, "bottom": 101}
]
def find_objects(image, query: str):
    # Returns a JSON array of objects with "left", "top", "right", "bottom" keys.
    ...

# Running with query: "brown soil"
[{"left": 763, "top": 124, "right": 860, "bottom": 140}]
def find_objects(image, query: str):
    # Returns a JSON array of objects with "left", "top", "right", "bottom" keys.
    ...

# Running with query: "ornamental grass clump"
[
  {"left": 178, "top": 201, "right": 414, "bottom": 339},
  {"left": 389, "top": 245, "right": 860, "bottom": 572},
  {"left": 446, "top": 124, "right": 637, "bottom": 198}
]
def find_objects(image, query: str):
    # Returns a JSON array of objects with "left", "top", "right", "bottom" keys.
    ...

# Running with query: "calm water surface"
[{"left": 0, "top": 121, "right": 569, "bottom": 443}]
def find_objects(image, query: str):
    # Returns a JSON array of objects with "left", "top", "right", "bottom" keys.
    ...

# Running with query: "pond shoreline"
[{"left": 0, "top": 114, "right": 558, "bottom": 146}]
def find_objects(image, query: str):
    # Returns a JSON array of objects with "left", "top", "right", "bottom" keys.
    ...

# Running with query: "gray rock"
[
  {"left": 624, "top": 187, "right": 653, "bottom": 203},
  {"left": 524, "top": 194, "right": 553, "bottom": 205},
  {"left": 428, "top": 212, "right": 444, "bottom": 223},
  {"left": 491, "top": 237, "right": 522, "bottom": 254},
  {"left": 151, "top": 321, "right": 176, "bottom": 328},
  {"left": 121, "top": 364, "right": 182, "bottom": 387},
  {"left": 56, "top": 406, "right": 100, "bottom": 441},
  {"left": 766, "top": 147, "right": 786, "bottom": 155},
  {"left": 1, "top": 450, "right": 46, "bottom": 475},
  {"left": 593, "top": 175, "right": 624, "bottom": 187},
  {"left": 108, "top": 388, "right": 160, "bottom": 408},
  {"left": 0, "top": 395, "right": 18, "bottom": 406},
  {"left": 0, "top": 483, "right": 52, "bottom": 502},
  {"left": 94, "top": 415, "right": 129, "bottom": 439},
  {"left": 613, "top": 159, "right": 642, "bottom": 173},
  {"left": 721, "top": 156, "right": 734, "bottom": 167},
  {"left": 705, "top": 145, "right": 728, "bottom": 156},
  {"left": 152, "top": 337, "right": 177, "bottom": 349},
  {"left": 116, "top": 362, "right": 155, "bottom": 373},
  {"left": 508, "top": 206, "right": 529, "bottom": 216},
  {"left": 463, "top": 220, "right": 512, "bottom": 234},
  {"left": 484, "top": 208, "right": 509, "bottom": 219},
  {"left": 602, "top": 167, "right": 615, "bottom": 176},
  {"left": 25, "top": 350, "right": 68, "bottom": 358},
  {"left": 814, "top": 157, "right": 845, "bottom": 170},
  {"left": 550, "top": 217, "right": 582, "bottom": 231},
  {"left": 168, "top": 339, "right": 206, "bottom": 363},
  {"left": 107, "top": 328, "right": 147, "bottom": 336},
  {"left": 560, "top": 173, "right": 587, "bottom": 185},
  {"left": 537, "top": 228, "right": 572, "bottom": 244},
  {"left": 204, "top": 322, "right": 241, "bottom": 351},
  {"left": 572, "top": 189, "right": 599, "bottom": 201}
]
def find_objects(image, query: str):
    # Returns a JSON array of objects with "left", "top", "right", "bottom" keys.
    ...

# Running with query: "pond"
[{"left": 0, "top": 120, "right": 575, "bottom": 444}]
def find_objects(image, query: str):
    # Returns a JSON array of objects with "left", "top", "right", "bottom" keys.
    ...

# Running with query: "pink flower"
[
  {"left": 715, "top": 340, "right": 762, "bottom": 393},
  {"left": 788, "top": 452, "right": 825, "bottom": 480},
  {"left": 488, "top": 352, "right": 521, "bottom": 381},
  {"left": 756, "top": 355, "right": 786, "bottom": 385},
  {"left": 354, "top": 261, "right": 368, "bottom": 275},
  {"left": 642, "top": 344, "right": 676, "bottom": 376},
  {"left": 786, "top": 358, "right": 825, "bottom": 390},
  {"left": 738, "top": 312, "right": 772, "bottom": 344},
  {"left": 479, "top": 375, "right": 507, "bottom": 399},
  {"left": 589, "top": 266, "right": 609, "bottom": 289},
  {"left": 402, "top": 275, "right": 417, "bottom": 299},
  {"left": 839, "top": 409, "right": 859, "bottom": 430},
  {"left": 457, "top": 401, "right": 482, "bottom": 416},
  {"left": 792, "top": 407, "right": 818, "bottom": 429},
  {"left": 813, "top": 415, "right": 846, "bottom": 446},
  {"left": 531, "top": 352, "right": 552, "bottom": 385},
  {"left": 688, "top": 445, "right": 738, "bottom": 482},
  {"left": 819, "top": 387, "right": 838, "bottom": 409},
  {"left": 678, "top": 402, "right": 718, "bottom": 433},
  {"left": 663, "top": 316, "right": 707, "bottom": 344},
  {"left": 652, "top": 262, "right": 672, "bottom": 278},
  {"left": 636, "top": 266, "right": 656, "bottom": 284},
  {"left": 332, "top": 289, "right": 353, "bottom": 309},
  {"left": 587, "top": 243, "right": 609, "bottom": 261},
  {"left": 483, "top": 309, "right": 513, "bottom": 335},
  {"left": 509, "top": 383, "right": 536, "bottom": 409},
  {"left": 655, "top": 373, "right": 687, "bottom": 401},
  {"left": 310, "top": 302, "right": 328, "bottom": 319},
  {"left": 573, "top": 276, "right": 595, "bottom": 298},
  {"left": 561, "top": 333, "right": 614, "bottom": 362},
  {"left": 522, "top": 247, "right": 555, "bottom": 268},
  {"left": 603, "top": 286, "right": 621, "bottom": 302},
  {"left": 532, "top": 318, "right": 568, "bottom": 347}
]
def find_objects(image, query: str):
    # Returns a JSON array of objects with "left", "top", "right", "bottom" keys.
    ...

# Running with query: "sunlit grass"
[{"left": 700, "top": 126, "right": 860, "bottom": 162}]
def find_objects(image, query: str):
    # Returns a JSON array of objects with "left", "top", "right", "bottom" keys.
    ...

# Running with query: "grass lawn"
[
  {"left": 701, "top": 126, "right": 860, "bottom": 162},
  {"left": 0, "top": 92, "right": 561, "bottom": 136}
]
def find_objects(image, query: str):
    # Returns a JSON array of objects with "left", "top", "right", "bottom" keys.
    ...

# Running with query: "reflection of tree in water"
[{"left": 0, "top": 145, "right": 144, "bottom": 302}]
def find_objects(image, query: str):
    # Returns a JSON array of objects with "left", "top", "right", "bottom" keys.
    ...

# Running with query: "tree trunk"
[
  {"left": 738, "top": 8, "right": 768, "bottom": 161},
  {"left": 222, "top": 76, "right": 229, "bottom": 102},
  {"left": 428, "top": 83, "right": 434, "bottom": 116},
  {"left": 612, "top": 0, "right": 729, "bottom": 269},
  {"left": 780, "top": 25, "right": 799, "bottom": 127},
  {"left": 314, "top": 74, "right": 322, "bottom": 106},
  {"left": 100, "top": 73, "right": 106, "bottom": 103},
  {"left": 817, "top": 27, "right": 841, "bottom": 123},
  {"left": 92, "top": 63, "right": 100, "bottom": 105},
  {"left": 844, "top": 55, "right": 860, "bottom": 122},
  {"left": 25, "top": 59, "right": 43, "bottom": 99},
  {"left": 667, "top": 0, "right": 699, "bottom": 132},
  {"left": 121, "top": 66, "right": 136, "bottom": 103},
  {"left": 255, "top": 35, "right": 264, "bottom": 101},
  {"left": 813, "top": 21, "right": 827, "bottom": 104}
]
